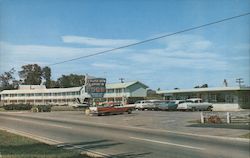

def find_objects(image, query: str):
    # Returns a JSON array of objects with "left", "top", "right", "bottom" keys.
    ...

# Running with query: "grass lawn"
[
  {"left": 240, "top": 132, "right": 250, "bottom": 139},
  {"left": 0, "top": 130, "right": 86, "bottom": 158}
]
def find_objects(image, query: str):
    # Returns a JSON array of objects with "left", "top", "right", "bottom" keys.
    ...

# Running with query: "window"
[
  {"left": 35, "top": 93, "right": 42, "bottom": 96},
  {"left": 116, "top": 89, "right": 122, "bottom": 93},
  {"left": 107, "top": 89, "right": 114, "bottom": 93},
  {"left": 44, "top": 93, "right": 51, "bottom": 96}
]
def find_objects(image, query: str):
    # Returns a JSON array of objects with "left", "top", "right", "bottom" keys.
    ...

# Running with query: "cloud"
[
  {"left": 126, "top": 34, "right": 228, "bottom": 70},
  {"left": 91, "top": 62, "right": 128, "bottom": 69},
  {"left": 62, "top": 35, "right": 139, "bottom": 47},
  {"left": 0, "top": 41, "right": 111, "bottom": 72}
]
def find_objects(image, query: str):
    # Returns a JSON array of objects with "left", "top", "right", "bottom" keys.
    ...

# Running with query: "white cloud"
[
  {"left": 0, "top": 41, "right": 111, "bottom": 73},
  {"left": 62, "top": 35, "right": 139, "bottom": 47},
  {"left": 91, "top": 62, "right": 128, "bottom": 69},
  {"left": 127, "top": 34, "right": 228, "bottom": 70}
]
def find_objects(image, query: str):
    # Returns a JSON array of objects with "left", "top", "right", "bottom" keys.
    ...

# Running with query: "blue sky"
[{"left": 0, "top": 0, "right": 249, "bottom": 89}]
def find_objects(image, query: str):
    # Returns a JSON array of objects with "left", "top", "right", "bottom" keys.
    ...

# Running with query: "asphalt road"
[{"left": 0, "top": 112, "right": 249, "bottom": 158}]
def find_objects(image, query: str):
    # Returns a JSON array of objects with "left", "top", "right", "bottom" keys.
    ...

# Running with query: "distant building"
[
  {"left": 0, "top": 81, "right": 148, "bottom": 105},
  {"left": 0, "top": 85, "right": 91, "bottom": 105},
  {"left": 104, "top": 81, "right": 148, "bottom": 104},
  {"left": 157, "top": 87, "right": 250, "bottom": 111}
]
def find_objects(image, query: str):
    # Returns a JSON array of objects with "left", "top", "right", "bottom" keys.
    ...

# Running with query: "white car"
[
  {"left": 177, "top": 98, "right": 213, "bottom": 111},
  {"left": 134, "top": 100, "right": 155, "bottom": 110}
]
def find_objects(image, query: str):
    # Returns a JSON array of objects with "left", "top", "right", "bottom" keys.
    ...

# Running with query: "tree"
[
  {"left": 42, "top": 66, "right": 51, "bottom": 88},
  {"left": 194, "top": 84, "right": 208, "bottom": 88},
  {"left": 18, "top": 64, "right": 42, "bottom": 85},
  {"left": 0, "top": 68, "right": 17, "bottom": 90},
  {"left": 201, "top": 84, "right": 208, "bottom": 88},
  {"left": 57, "top": 74, "right": 85, "bottom": 88}
]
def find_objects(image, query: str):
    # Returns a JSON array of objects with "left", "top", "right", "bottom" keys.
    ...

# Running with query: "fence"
[{"left": 200, "top": 111, "right": 250, "bottom": 124}]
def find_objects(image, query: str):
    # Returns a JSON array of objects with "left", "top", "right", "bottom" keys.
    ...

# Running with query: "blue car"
[{"left": 157, "top": 101, "right": 178, "bottom": 111}]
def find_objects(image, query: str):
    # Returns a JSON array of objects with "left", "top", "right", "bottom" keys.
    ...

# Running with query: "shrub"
[
  {"left": 207, "top": 115, "right": 222, "bottom": 124},
  {"left": 51, "top": 106, "right": 75, "bottom": 111},
  {"left": 3, "top": 104, "right": 32, "bottom": 110},
  {"left": 36, "top": 105, "right": 52, "bottom": 112}
]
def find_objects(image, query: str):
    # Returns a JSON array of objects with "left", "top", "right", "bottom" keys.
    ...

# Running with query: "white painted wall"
[{"left": 212, "top": 103, "right": 241, "bottom": 111}]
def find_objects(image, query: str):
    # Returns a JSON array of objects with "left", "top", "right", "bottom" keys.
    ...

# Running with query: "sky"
[{"left": 0, "top": 0, "right": 249, "bottom": 90}]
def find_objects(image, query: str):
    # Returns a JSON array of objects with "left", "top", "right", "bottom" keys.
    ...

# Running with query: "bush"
[
  {"left": 51, "top": 106, "right": 75, "bottom": 111},
  {"left": 207, "top": 115, "right": 222, "bottom": 124},
  {"left": 3, "top": 104, "right": 33, "bottom": 110},
  {"left": 36, "top": 105, "right": 52, "bottom": 112}
]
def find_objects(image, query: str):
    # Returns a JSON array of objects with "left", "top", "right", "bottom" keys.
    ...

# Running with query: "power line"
[
  {"left": 49, "top": 12, "right": 250, "bottom": 66},
  {"left": 236, "top": 78, "right": 244, "bottom": 87}
]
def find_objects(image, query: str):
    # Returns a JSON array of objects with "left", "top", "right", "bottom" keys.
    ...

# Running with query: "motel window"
[
  {"left": 17, "top": 94, "right": 25, "bottom": 97},
  {"left": 116, "top": 89, "right": 122, "bottom": 93},
  {"left": 27, "top": 93, "right": 34, "bottom": 97},
  {"left": 44, "top": 93, "right": 52, "bottom": 96},
  {"left": 107, "top": 89, "right": 114, "bottom": 93},
  {"left": 35, "top": 93, "right": 42, "bottom": 96},
  {"left": 62, "top": 92, "right": 66, "bottom": 96}
]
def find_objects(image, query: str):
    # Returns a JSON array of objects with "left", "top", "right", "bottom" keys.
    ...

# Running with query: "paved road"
[{"left": 0, "top": 112, "right": 249, "bottom": 158}]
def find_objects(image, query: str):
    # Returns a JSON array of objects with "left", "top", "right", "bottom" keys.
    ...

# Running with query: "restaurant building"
[{"left": 157, "top": 87, "right": 250, "bottom": 111}]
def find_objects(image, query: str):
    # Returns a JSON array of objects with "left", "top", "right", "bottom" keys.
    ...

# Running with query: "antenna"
[
  {"left": 236, "top": 78, "right": 244, "bottom": 87},
  {"left": 119, "top": 78, "right": 125, "bottom": 83}
]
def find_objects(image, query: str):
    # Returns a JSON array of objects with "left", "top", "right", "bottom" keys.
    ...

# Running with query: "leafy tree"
[
  {"left": 194, "top": 84, "right": 208, "bottom": 88},
  {"left": 201, "top": 84, "right": 208, "bottom": 88},
  {"left": 18, "top": 64, "right": 42, "bottom": 85},
  {"left": 50, "top": 80, "right": 60, "bottom": 88},
  {"left": 57, "top": 74, "right": 85, "bottom": 88},
  {"left": 146, "top": 89, "right": 162, "bottom": 100},
  {"left": 42, "top": 66, "right": 51, "bottom": 88},
  {"left": 0, "top": 68, "right": 17, "bottom": 90}
]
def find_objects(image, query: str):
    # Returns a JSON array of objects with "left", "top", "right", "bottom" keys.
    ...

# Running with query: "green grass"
[
  {"left": 0, "top": 130, "right": 86, "bottom": 158},
  {"left": 240, "top": 132, "right": 250, "bottom": 139}
]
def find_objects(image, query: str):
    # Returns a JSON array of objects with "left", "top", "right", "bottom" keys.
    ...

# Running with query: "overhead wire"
[{"left": 48, "top": 12, "right": 250, "bottom": 66}]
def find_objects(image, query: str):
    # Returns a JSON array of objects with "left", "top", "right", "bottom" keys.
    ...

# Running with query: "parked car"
[
  {"left": 177, "top": 98, "right": 213, "bottom": 111},
  {"left": 157, "top": 101, "right": 178, "bottom": 110},
  {"left": 134, "top": 100, "right": 155, "bottom": 110},
  {"left": 89, "top": 105, "right": 134, "bottom": 116}
]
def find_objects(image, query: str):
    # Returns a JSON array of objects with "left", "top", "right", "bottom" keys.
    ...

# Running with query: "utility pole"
[
  {"left": 236, "top": 78, "right": 244, "bottom": 87},
  {"left": 119, "top": 78, "right": 124, "bottom": 83}
]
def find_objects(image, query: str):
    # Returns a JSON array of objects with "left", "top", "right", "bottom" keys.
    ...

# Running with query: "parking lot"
[{"left": 3, "top": 110, "right": 249, "bottom": 138}]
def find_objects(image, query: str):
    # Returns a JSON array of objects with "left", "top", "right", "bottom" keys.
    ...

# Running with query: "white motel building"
[
  {"left": 157, "top": 86, "right": 250, "bottom": 111},
  {"left": 0, "top": 81, "right": 148, "bottom": 105}
]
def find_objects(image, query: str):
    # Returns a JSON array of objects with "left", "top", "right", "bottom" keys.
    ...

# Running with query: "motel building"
[
  {"left": 104, "top": 81, "right": 148, "bottom": 104},
  {"left": 157, "top": 86, "right": 250, "bottom": 111},
  {"left": 0, "top": 81, "right": 148, "bottom": 106}
]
